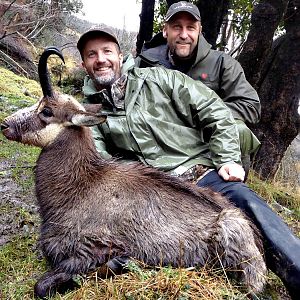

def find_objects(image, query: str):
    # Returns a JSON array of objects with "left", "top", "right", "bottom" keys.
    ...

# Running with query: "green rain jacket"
[
  {"left": 136, "top": 34, "right": 261, "bottom": 156},
  {"left": 83, "top": 54, "right": 242, "bottom": 175}
]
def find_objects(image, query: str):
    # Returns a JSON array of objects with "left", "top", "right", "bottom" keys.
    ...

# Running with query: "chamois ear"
[
  {"left": 71, "top": 113, "right": 107, "bottom": 127},
  {"left": 83, "top": 104, "right": 103, "bottom": 114}
]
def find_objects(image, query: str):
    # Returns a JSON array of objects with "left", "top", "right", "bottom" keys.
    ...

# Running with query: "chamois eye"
[{"left": 41, "top": 107, "right": 53, "bottom": 117}]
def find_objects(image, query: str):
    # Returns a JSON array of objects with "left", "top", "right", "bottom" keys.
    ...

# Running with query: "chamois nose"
[{"left": 0, "top": 122, "right": 9, "bottom": 131}]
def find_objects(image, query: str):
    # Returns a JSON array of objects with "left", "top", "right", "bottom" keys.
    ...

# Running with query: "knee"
[
  {"left": 236, "top": 120, "right": 260, "bottom": 155},
  {"left": 221, "top": 182, "right": 264, "bottom": 210}
]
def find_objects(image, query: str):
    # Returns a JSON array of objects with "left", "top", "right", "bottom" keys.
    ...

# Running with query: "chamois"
[{"left": 1, "top": 48, "right": 267, "bottom": 298}]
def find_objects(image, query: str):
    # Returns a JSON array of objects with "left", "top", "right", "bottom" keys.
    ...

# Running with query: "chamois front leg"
[
  {"left": 35, "top": 240, "right": 129, "bottom": 298},
  {"left": 34, "top": 255, "right": 130, "bottom": 298},
  {"left": 34, "top": 269, "right": 74, "bottom": 299},
  {"left": 34, "top": 250, "right": 105, "bottom": 299}
]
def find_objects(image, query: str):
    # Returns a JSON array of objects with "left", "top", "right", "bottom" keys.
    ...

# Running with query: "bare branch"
[
  {"left": 0, "top": 49, "right": 29, "bottom": 77},
  {"left": 0, "top": 0, "right": 18, "bottom": 19}
]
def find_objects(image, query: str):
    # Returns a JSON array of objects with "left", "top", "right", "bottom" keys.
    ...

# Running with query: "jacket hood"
[
  {"left": 82, "top": 54, "right": 135, "bottom": 97},
  {"left": 194, "top": 34, "right": 212, "bottom": 64}
]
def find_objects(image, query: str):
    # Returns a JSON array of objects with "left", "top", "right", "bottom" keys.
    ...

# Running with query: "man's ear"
[
  {"left": 119, "top": 53, "right": 123, "bottom": 68},
  {"left": 199, "top": 23, "right": 202, "bottom": 34},
  {"left": 163, "top": 26, "right": 168, "bottom": 38}
]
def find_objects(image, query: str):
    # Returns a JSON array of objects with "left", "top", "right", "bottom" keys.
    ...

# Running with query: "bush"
[{"left": 60, "top": 66, "right": 86, "bottom": 96}]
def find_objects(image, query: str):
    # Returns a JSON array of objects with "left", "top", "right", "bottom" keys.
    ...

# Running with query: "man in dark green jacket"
[
  {"left": 136, "top": 1, "right": 261, "bottom": 173},
  {"left": 77, "top": 26, "right": 300, "bottom": 299}
]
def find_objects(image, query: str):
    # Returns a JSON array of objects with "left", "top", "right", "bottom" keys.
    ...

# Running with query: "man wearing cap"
[
  {"left": 77, "top": 26, "right": 300, "bottom": 299},
  {"left": 136, "top": 1, "right": 261, "bottom": 176}
]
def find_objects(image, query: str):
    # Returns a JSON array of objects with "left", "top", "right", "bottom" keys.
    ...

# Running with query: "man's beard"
[{"left": 93, "top": 72, "right": 116, "bottom": 87}]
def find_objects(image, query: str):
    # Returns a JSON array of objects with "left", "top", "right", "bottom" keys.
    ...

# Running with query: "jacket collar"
[{"left": 194, "top": 34, "right": 212, "bottom": 64}]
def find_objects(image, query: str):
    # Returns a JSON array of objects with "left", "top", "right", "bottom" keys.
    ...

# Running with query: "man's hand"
[{"left": 218, "top": 163, "right": 245, "bottom": 182}]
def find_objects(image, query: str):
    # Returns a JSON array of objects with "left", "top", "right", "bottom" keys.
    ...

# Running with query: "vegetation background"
[{"left": 0, "top": 0, "right": 299, "bottom": 299}]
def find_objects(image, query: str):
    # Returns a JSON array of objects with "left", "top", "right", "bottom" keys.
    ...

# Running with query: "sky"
[{"left": 78, "top": 0, "right": 142, "bottom": 32}]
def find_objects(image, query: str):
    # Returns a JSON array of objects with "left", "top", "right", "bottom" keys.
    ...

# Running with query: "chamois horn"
[{"left": 38, "top": 47, "right": 65, "bottom": 97}]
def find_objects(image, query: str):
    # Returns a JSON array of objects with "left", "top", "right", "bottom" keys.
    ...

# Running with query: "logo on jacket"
[{"left": 200, "top": 73, "right": 208, "bottom": 80}]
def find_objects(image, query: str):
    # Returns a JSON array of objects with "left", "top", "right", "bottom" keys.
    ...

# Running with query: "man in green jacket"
[
  {"left": 136, "top": 1, "right": 261, "bottom": 173},
  {"left": 77, "top": 27, "right": 300, "bottom": 299}
]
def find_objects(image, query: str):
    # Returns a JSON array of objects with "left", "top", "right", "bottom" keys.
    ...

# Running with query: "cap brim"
[
  {"left": 165, "top": 10, "right": 200, "bottom": 22},
  {"left": 77, "top": 29, "right": 119, "bottom": 54}
]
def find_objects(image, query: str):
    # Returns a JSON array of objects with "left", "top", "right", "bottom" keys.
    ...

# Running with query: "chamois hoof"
[{"left": 34, "top": 271, "right": 74, "bottom": 298}]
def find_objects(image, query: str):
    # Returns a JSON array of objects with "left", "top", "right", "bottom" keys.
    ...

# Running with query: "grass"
[
  {"left": 0, "top": 133, "right": 39, "bottom": 192},
  {"left": 247, "top": 171, "right": 300, "bottom": 237},
  {"left": 0, "top": 66, "right": 299, "bottom": 299},
  {"left": 248, "top": 171, "right": 300, "bottom": 215},
  {"left": 0, "top": 235, "right": 47, "bottom": 300},
  {"left": 51, "top": 263, "right": 249, "bottom": 300}
]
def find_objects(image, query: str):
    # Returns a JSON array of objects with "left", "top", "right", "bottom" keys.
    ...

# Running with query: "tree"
[
  {"left": 0, "top": 0, "right": 83, "bottom": 77},
  {"left": 136, "top": 0, "right": 156, "bottom": 54},
  {"left": 0, "top": 0, "right": 83, "bottom": 41},
  {"left": 137, "top": 0, "right": 300, "bottom": 180},
  {"left": 240, "top": 0, "right": 300, "bottom": 178}
]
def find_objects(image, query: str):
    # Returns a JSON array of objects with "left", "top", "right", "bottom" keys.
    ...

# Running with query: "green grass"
[
  {"left": 0, "top": 133, "right": 40, "bottom": 192},
  {"left": 247, "top": 171, "right": 300, "bottom": 237},
  {"left": 0, "top": 235, "right": 47, "bottom": 300}
]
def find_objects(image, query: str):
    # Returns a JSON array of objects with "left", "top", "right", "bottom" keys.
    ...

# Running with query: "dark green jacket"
[
  {"left": 136, "top": 34, "right": 261, "bottom": 155},
  {"left": 83, "top": 54, "right": 242, "bottom": 175},
  {"left": 137, "top": 33, "right": 260, "bottom": 124}
]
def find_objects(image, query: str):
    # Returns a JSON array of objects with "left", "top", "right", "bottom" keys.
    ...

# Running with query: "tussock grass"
[
  {"left": 57, "top": 263, "right": 249, "bottom": 300},
  {"left": 248, "top": 171, "right": 300, "bottom": 238}
]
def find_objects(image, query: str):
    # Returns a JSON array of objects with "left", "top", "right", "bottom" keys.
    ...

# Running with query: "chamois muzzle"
[
  {"left": 0, "top": 122, "right": 8, "bottom": 131},
  {"left": 38, "top": 47, "right": 65, "bottom": 98}
]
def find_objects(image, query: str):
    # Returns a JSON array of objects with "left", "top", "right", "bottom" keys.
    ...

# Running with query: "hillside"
[{"left": 0, "top": 10, "right": 137, "bottom": 80}]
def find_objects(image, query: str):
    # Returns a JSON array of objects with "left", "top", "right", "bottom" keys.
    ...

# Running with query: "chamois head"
[{"left": 1, "top": 47, "right": 106, "bottom": 147}]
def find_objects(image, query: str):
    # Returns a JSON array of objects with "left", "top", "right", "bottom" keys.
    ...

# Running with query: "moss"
[{"left": 0, "top": 67, "right": 41, "bottom": 99}]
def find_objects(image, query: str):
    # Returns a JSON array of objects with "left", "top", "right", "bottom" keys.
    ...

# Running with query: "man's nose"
[
  {"left": 96, "top": 52, "right": 106, "bottom": 62},
  {"left": 179, "top": 28, "right": 189, "bottom": 39}
]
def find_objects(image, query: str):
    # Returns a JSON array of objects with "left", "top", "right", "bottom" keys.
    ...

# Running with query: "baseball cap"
[
  {"left": 165, "top": 1, "right": 201, "bottom": 22},
  {"left": 77, "top": 26, "right": 119, "bottom": 55}
]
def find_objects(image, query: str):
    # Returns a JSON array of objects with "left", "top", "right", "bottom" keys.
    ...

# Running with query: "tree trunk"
[
  {"left": 196, "top": 0, "right": 230, "bottom": 48},
  {"left": 136, "top": 0, "right": 155, "bottom": 55},
  {"left": 250, "top": 0, "right": 300, "bottom": 179},
  {"left": 238, "top": 0, "right": 289, "bottom": 88},
  {"left": 166, "top": 0, "right": 178, "bottom": 6}
]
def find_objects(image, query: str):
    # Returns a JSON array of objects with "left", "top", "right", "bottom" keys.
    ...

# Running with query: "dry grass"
[{"left": 50, "top": 261, "right": 253, "bottom": 300}]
